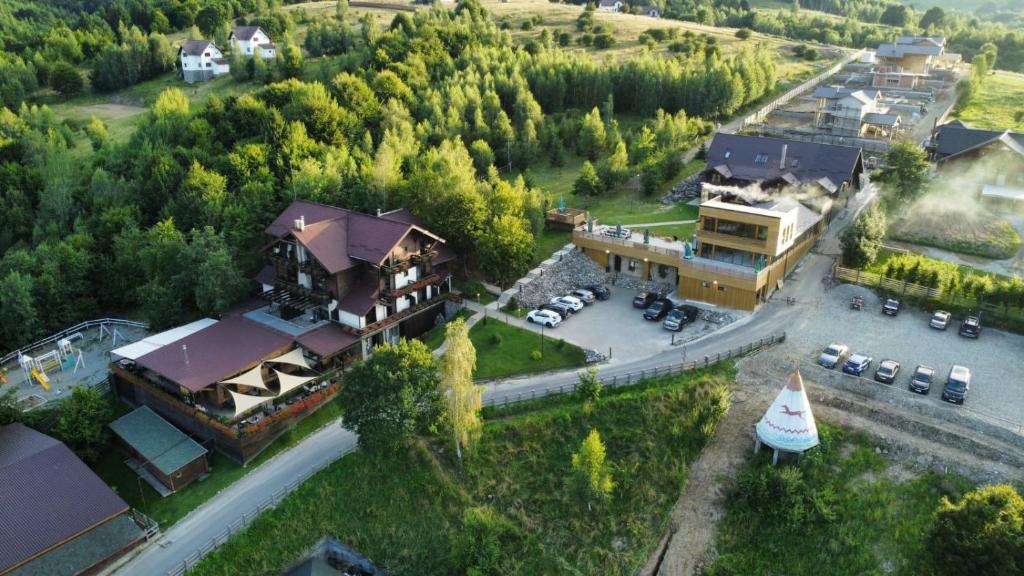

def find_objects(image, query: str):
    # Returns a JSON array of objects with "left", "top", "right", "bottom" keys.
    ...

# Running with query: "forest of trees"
[{"left": 0, "top": 0, "right": 783, "bottom": 352}]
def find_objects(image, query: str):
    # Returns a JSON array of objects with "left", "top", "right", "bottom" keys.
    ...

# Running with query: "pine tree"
[{"left": 440, "top": 317, "right": 482, "bottom": 461}]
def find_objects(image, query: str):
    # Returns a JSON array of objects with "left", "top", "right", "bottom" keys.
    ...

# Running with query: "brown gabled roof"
[
  {"left": 0, "top": 424, "right": 130, "bottom": 574},
  {"left": 337, "top": 281, "right": 379, "bottom": 316},
  {"left": 180, "top": 39, "right": 213, "bottom": 56},
  {"left": 267, "top": 201, "right": 446, "bottom": 274},
  {"left": 135, "top": 316, "right": 294, "bottom": 392}
]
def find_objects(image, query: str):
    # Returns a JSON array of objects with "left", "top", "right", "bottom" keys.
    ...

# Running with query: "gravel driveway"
[{"left": 778, "top": 282, "right": 1024, "bottom": 424}]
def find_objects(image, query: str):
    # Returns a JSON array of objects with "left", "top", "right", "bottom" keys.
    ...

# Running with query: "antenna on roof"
[
  {"left": 182, "top": 344, "right": 190, "bottom": 366},
  {"left": 779, "top": 144, "right": 788, "bottom": 170},
  {"left": 294, "top": 215, "right": 305, "bottom": 231}
]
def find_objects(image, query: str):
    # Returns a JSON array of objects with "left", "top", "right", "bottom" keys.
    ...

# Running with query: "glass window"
[
  {"left": 703, "top": 217, "right": 716, "bottom": 232},
  {"left": 754, "top": 153, "right": 769, "bottom": 165}
]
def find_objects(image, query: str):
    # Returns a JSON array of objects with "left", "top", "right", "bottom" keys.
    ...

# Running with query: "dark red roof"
[
  {"left": 254, "top": 264, "right": 276, "bottom": 286},
  {"left": 265, "top": 201, "right": 445, "bottom": 274},
  {"left": 135, "top": 316, "right": 294, "bottom": 392},
  {"left": 296, "top": 324, "right": 360, "bottom": 358},
  {"left": 337, "top": 281, "right": 379, "bottom": 316},
  {"left": 0, "top": 424, "right": 130, "bottom": 574},
  {"left": 230, "top": 25, "right": 264, "bottom": 41}
]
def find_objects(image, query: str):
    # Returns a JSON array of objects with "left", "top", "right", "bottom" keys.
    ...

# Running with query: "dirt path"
[{"left": 642, "top": 354, "right": 1024, "bottom": 576}]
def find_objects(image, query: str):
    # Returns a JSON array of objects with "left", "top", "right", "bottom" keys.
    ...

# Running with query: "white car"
[
  {"left": 526, "top": 309, "right": 562, "bottom": 327},
  {"left": 550, "top": 295, "right": 584, "bottom": 312}
]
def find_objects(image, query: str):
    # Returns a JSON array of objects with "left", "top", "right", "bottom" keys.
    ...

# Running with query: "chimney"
[
  {"left": 779, "top": 144, "right": 788, "bottom": 170},
  {"left": 293, "top": 215, "right": 305, "bottom": 231},
  {"left": 182, "top": 344, "right": 190, "bottom": 366},
  {"left": 376, "top": 208, "right": 382, "bottom": 217}
]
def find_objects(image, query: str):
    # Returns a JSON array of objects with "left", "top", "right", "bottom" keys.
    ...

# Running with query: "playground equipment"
[{"left": 17, "top": 335, "right": 86, "bottom": 392}]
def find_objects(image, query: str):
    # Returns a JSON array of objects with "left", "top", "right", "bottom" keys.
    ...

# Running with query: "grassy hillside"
[
  {"left": 951, "top": 70, "right": 1024, "bottom": 131},
  {"left": 189, "top": 365, "right": 735, "bottom": 576}
]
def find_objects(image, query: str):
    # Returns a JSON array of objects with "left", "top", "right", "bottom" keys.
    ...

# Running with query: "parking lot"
[
  {"left": 781, "top": 282, "right": 1024, "bottom": 424},
  {"left": 517, "top": 288, "right": 739, "bottom": 365}
]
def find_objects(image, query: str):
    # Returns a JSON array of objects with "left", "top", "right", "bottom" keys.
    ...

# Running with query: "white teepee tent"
[{"left": 754, "top": 371, "right": 820, "bottom": 464}]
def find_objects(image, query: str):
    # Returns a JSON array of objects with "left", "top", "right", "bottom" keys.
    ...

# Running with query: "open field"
[
  {"left": 707, "top": 423, "right": 974, "bottom": 575},
  {"left": 469, "top": 317, "right": 587, "bottom": 380},
  {"left": 481, "top": 0, "right": 831, "bottom": 78},
  {"left": 888, "top": 206, "right": 1022, "bottom": 260},
  {"left": 188, "top": 365, "right": 734, "bottom": 576},
  {"left": 952, "top": 71, "right": 1024, "bottom": 130},
  {"left": 93, "top": 397, "right": 343, "bottom": 528}
]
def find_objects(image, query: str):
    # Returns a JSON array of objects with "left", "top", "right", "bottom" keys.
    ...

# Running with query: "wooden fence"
[{"left": 833, "top": 266, "right": 944, "bottom": 300}]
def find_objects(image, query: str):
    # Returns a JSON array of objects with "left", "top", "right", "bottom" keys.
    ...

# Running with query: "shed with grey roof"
[{"left": 109, "top": 406, "right": 210, "bottom": 494}]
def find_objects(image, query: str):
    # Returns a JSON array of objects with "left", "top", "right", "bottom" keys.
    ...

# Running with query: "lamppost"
[{"left": 540, "top": 322, "right": 545, "bottom": 356}]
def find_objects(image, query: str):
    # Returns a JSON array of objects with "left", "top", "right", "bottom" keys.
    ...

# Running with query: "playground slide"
[{"left": 29, "top": 368, "right": 51, "bottom": 392}]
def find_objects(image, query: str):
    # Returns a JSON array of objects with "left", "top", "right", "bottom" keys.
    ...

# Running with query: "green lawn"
[
  {"left": 534, "top": 228, "right": 572, "bottom": 264},
  {"left": 707, "top": 423, "right": 973, "bottom": 575},
  {"left": 418, "top": 309, "right": 476, "bottom": 351},
  {"left": 645, "top": 222, "right": 697, "bottom": 240},
  {"left": 93, "top": 397, "right": 343, "bottom": 528},
  {"left": 952, "top": 71, "right": 1024, "bottom": 131},
  {"left": 459, "top": 279, "right": 498, "bottom": 305},
  {"left": 470, "top": 317, "right": 586, "bottom": 380},
  {"left": 190, "top": 365, "right": 735, "bottom": 576}
]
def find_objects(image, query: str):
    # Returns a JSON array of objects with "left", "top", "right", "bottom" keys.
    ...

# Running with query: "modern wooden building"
[
  {"left": 575, "top": 185, "right": 825, "bottom": 310},
  {"left": 927, "top": 121, "right": 1024, "bottom": 207}
]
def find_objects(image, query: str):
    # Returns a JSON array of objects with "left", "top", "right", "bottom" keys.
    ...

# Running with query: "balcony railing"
[
  {"left": 340, "top": 291, "right": 457, "bottom": 337},
  {"left": 383, "top": 273, "right": 446, "bottom": 300}
]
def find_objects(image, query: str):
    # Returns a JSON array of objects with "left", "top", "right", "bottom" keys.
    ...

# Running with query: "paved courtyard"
[
  {"left": 498, "top": 288, "right": 744, "bottom": 367},
  {"left": 779, "top": 281, "right": 1024, "bottom": 425}
]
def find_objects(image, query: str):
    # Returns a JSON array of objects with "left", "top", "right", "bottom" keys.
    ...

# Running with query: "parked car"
[
  {"left": 874, "top": 359, "right": 900, "bottom": 384},
  {"left": 663, "top": 305, "right": 700, "bottom": 331},
  {"left": 633, "top": 291, "right": 658, "bottom": 308},
  {"left": 643, "top": 298, "right": 674, "bottom": 321},
  {"left": 541, "top": 302, "right": 573, "bottom": 318},
  {"left": 908, "top": 365, "right": 935, "bottom": 395},
  {"left": 942, "top": 365, "right": 971, "bottom": 404},
  {"left": 526, "top": 309, "right": 561, "bottom": 327},
  {"left": 550, "top": 295, "right": 584, "bottom": 312},
  {"left": 570, "top": 288, "right": 596, "bottom": 304},
  {"left": 584, "top": 285, "right": 611, "bottom": 300},
  {"left": 842, "top": 353, "right": 873, "bottom": 377},
  {"left": 817, "top": 343, "right": 849, "bottom": 369},
  {"left": 959, "top": 316, "right": 981, "bottom": 338},
  {"left": 882, "top": 298, "right": 900, "bottom": 316},
  {"left": 929, "top": 311, "right": 951, "bottom": 330}
]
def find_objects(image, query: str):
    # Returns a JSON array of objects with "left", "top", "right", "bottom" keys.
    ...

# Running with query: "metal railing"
[
  {"left": 484, "top": 333, "right": 786, "bottom": 407},
  {"left": 1, "top": 318, "right": 148, "bottom": 365},
  {"left": 165, "top": 445, "right": 356, "bottom": 576}
]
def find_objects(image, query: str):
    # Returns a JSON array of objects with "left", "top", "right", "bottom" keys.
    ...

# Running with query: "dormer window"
[
  {"left": 754, "top": 153, "right": 769, "bottom": 166},
  {"left": 724, "top": 149, "right": 731, "bottom": 159},
  {"left": 791, "top": 159, "right": 800, "bottom": 168},
  {"left": 204, "top": 52, "right": 210, "bottom": 57}
]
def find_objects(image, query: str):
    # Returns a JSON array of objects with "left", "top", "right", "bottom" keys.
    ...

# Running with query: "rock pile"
[
  {"left": 661, "top": 172, "right": 705, "bottom": 204},
  {"left": 515, "top": 250, "right": 607, "bottom": 308},
  {"left": 608, "top": 274, "right": 674, "bottom": 296},
  {"left": 584, "top": 349, "right": 608, "bottom": 364}
]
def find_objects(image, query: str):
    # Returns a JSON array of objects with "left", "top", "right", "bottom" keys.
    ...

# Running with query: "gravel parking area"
[{"left": 779, "top": 282, "right": 1024, "bottom": 424}]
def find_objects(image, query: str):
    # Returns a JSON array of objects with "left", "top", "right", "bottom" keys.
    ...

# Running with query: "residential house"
[
  {"left": 639, "top": 5, "right": 661, "bottom": 17},
  {"left": 875, "top": 36, "right": 960, "bottom": 76},
  {"left": 178, "top": 39, "right": 229, "bottom": 83},
  {"left": 0, "top": 423, "right": 150, "bottom": 576},
  {"left": 813, "top": 86, "right": 902, "bottom": 140},
  {"left": 108, "top": 201, "right": 459, "bottom": 464},
  {"left": 597, "top": 0, "right": 624, "bottom": 12},
  {"left": 703, "top": 133, "right": 865, "bottom": 199},
  {"left": 574, "top": 184, "right": 826, "bottom": 310},
  {"left": 229, "top": 26, "right": 276, "bottom": 59},
  {"left": 871, "top": 65, "right": 926, "bottom": 90},
  {"left": 927, "top": 120, "right": 1024, "bottom": 207}
]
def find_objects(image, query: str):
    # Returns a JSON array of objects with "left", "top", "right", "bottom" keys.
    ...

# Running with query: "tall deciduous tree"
[
  {"left": 478, "top": 214, "right": 534, "bottom": 286},
  {"left": 840, "top": 204, "right": 887, "bottom": 268},
  {"left": 928, "top": 484, "right": 1024, "bottom": 576},
  {"left": 578, "top": 107, "right": 607, "bottom": 160},
  {"left": 440, "top": 317, "right": 482, "bottom": 461},
  {"left": 573, "top": 160, "right": 602, "bottom": 196},
  {"left": 338, "top": 339, "right": 445, "bottom": 452},
  {"left": 872, "top": 141, "right": 930, "bottom": 204},
  {"left": 53, "top": 386, "right": 113, "bottom": 464},
  {"left": 0, "top": 271, "right": 39, "bottom": 351},
  {"left": 571, "top": 429, "right": 614, "bottom": 509}
]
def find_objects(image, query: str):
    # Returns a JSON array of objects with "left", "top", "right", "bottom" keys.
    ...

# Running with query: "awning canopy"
[
  {"left": 228, "top": 390, "right": 271, "bottom": 418},
  {"left": 274, "top": 369, "right": 316, "bottom": 395},
  {"left": 220, "top": 365, "right": 269, "bottom": 391},
  {"left": 110, "top": 318, "right": 217, "bottom": 361},
  {"left": 266, "top": 348, "right": 311, "bottom": 370}
]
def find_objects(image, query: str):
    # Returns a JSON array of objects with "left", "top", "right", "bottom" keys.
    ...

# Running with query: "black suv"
[
  {"left": 959, "top": 316, "right": 981, "bottom": 338},
  {"left": 643, "top": 298, "right": 673, "bottom": 321},
  {"left": 663, "top": 305, "right": 699, "bottom": 331},
  {"left": 633, "top": 291, "right": 657, "bottom": 308},
  {"left": 908, "top": 365, "right": 935, "bottom": 395},
  {"left": 585, "top": 285, "right": 611, "bottom": 300}
]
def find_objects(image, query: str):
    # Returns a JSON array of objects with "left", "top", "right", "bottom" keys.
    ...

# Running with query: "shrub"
[
  {"left": 453, "top": 506, "right": 519, "bottom": 575},
  {"left": 557, "top": 31, "right": 571, "bottom": 46},
  {"left": 593, "top": 32, "right": 616, "bottom": 49},
  {"left": 578, "top": 33, "right": 593, "bottom": 47},
  {"left": 520, "top": 20, "right": 533, "bottom": 31},
  {"left": 576, "top": 367, "right": 603, "bottom": 402},
  {"left": 505, "top": 296, "right": 518, "bottom": 310},
  {"left": 490, "top": 332, "right": 503, "bottom": 346},
  {"left": 556, "top": 338, "right": 566, "bottom": 350},
  {"left": 530, "top": 350, "right": 542, "bottom": 361},
  {"left": 928, "top": 484, "right": 1024, "bottom": 576},
  {"left": 735, "top": 28, "right": 752, "bottom": 40}
]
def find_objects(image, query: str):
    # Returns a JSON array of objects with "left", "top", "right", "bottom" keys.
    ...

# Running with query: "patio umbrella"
[{"left": 615, "top": 224, "right": 622, "bottom": 238}]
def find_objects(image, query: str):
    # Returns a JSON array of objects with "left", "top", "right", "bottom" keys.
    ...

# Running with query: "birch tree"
[{"left": 441, "top": 317, "right": 482, "bottom": 461}]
